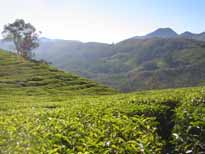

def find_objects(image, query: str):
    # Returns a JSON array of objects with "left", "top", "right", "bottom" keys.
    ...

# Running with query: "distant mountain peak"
[
  {"left": 153, "top": 27, "right": 176, "bottom": 33},
  {"left": 132, "top": 28, "right": 178, "bottom": 40},
  {"left": 146, "top": 28, "right": 178, "bottom": 38},
  {"left": 181, "top": 31, "right": 193, "bottom": 34},
  {"left": 179, "top": 31, "right": 205, "bottom": 41},
  {"left": 180, "top": 31, "right": 194, "bottom": 37},
  {"left": 130, "top": 28, "right": 205, "bottom": 41}
]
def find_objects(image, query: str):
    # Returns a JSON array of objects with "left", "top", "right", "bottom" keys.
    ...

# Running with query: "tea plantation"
[{"left": 0, "top": 50, "right": 204, "bottom": 153}]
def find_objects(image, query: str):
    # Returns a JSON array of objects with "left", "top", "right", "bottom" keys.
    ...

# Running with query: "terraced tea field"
[
  {"left": 0, "top": 50, "right": 204, "bottom": 153},
  {"left": 0, "top": 50, "right": 116, "bottom": 96}
]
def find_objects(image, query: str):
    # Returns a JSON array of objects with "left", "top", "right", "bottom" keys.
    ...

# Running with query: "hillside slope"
[
  {"left": 30, "top": 37, "right": 205, "bottom": 91},
  {"left": 132, "top": 28, "right": 178, "bottom": 39},
  {"left": 1, "top": 28, "right": 205, "bottom": 92},
  {"left": 0, "top": 49, "right": 116, "bottom": 95},
  {"left": 114, "top": 38, "right": 205, "bottom": 91},
  {"left": 0, "top": 48, "right": 204, "bottom": 154}
]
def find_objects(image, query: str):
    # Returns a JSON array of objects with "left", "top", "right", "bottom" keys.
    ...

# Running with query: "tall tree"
[{"left": 1, "top": 19, "right": 40, "bottom": 59}]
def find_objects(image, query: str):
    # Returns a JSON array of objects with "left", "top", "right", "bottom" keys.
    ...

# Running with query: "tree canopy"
[{"left": 2, "top": 19, "right": 40, "bottom": 59}]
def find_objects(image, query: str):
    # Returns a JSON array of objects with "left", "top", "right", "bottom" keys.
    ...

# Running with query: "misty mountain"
[
  {"left": 132, "top": 28, "right": 178, "bottom": 39},
  {"left": 179, "top": 31, "right": 205, "bottom": 41},
  {"left": 35, "top": 37, "right": 205, "bottom": 91},
  {"left": 131, "top": 28, "right": 205, "bottom": 41},
  {"left": 0, "top": 28, "right": 205, "bottom": 91}
]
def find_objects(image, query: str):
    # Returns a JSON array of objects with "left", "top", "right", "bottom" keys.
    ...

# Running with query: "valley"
[
  {"left": 1, "top": 28, "right": 205, "bottom": 92},
  {"left": 0, "top": 49, "right": 204, "bottom": 153},
  {"left": 1, "top": 1, "right": 205, "bottom": 154},
  {"left": 23, "top": 29, "right": 205, "bottom": 91}
]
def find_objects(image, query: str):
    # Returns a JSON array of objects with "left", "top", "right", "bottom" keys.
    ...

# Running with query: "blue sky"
[{"left": 0, "top": 0, "right": 204, "bottom": 43}]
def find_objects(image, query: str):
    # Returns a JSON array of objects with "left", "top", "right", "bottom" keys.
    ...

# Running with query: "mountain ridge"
[
  {"left": 132, "top": 28, "right": 178, "bottom": 39},
  {"left": 29, "top": 37, "right": 205, "bottom": 92},
  {"left": 130, "top": 28, "right": 205, "bottom": 41},
  {"left": 1, "top": 28, "right": 205, "bottom": 91}
]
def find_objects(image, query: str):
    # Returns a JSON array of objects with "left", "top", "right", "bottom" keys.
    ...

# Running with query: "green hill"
[
  {"left": 31, "top": 38, "right": 205, "bottom": 92},
  {"left": 0, "top": 49, "right": 116, "bottom": 96},
  {"left": 0, "top": 50, "right": 204, "bottom": 153},
  {"left": 114, "top": 38, "right": 205, "bottom": 91},
  {"left": 1, "top": 29, "right": 205, "bottom": 92}
]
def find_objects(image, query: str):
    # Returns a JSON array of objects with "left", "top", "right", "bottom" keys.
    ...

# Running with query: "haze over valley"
[
  {"left": 1, "top": 28, "right": 205, "bottom": 91},
  {"left": 0, "top": 1, "right": 205, "bottom": 153}
]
